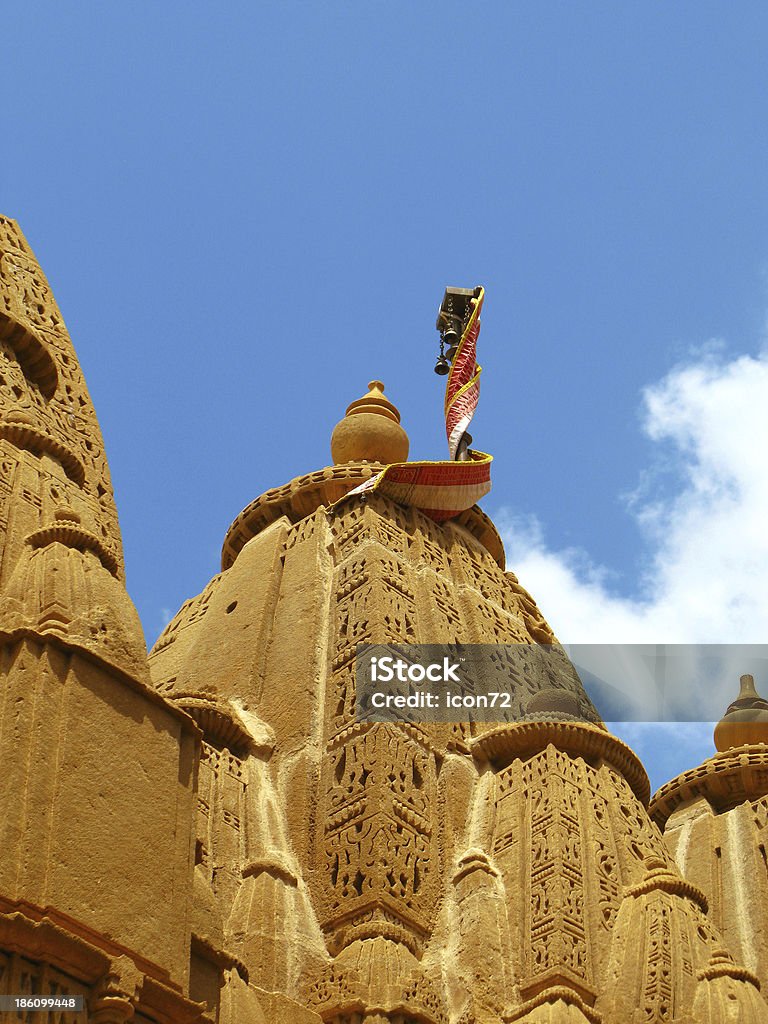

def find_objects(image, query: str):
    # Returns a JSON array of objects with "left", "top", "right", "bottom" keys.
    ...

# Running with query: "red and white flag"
[{"left": 334, "top": 286, "right": 491, "bottom": 522}]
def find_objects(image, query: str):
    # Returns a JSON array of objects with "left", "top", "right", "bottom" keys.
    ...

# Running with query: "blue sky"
[{"left": 4, "top": 3, "right": 768, "bottom": 793}]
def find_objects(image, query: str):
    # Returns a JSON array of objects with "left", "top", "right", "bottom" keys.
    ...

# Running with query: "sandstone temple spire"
[
  {"left": 150, "top": 368, "right": 768, "bottom": 1020},
  {"left": 0, "top": 217, "right": 203, "bottom": 1024},
  {"left": 1, "top": 230, "right": 767, "bottom": 1023},
  {"left": 0, "top": 217, "right": 123, "bottom": 584}
]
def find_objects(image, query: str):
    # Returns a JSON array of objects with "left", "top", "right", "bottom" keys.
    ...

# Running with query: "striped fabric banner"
[{"left": 334, "top": 286, "right": 491, "bottom": 522}]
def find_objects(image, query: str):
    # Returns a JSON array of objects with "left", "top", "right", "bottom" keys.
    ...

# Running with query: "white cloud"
[
  {"left": 497, "top": 345, "right": 768, "bottom": 728},
  {"left": 499, "top": 345, "right": 768, "bottom": 647}
]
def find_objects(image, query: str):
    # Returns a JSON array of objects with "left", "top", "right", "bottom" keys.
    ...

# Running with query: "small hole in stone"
[{"left": 226, "top": 601, "right": 238, "bottom": 614}]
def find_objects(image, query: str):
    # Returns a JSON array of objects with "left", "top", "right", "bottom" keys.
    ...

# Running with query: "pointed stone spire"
[
  {"left": 0, "top": 216, "right": 123, "bottom": 584},
  {"left": 0, "top": 221, "right": 207, "bottom": 1024}
]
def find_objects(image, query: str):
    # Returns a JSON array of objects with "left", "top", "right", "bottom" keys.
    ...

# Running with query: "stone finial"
[
  {"left": 331, "top": 380, "right": 409, "bottom": 465},
  {"left": 714, "top": 674, "right": 768, "bottom": 752}
]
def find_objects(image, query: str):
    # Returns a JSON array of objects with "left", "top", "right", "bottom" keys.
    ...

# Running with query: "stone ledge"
[
  {"left": 221, "top": 463, "right": 505, "bottom": 570},
  {"left": 650, "top": 743, "right": 768, "bottom": 829},
  {"left": 472, "top": 721, "right": 650, "bottom": 806}
]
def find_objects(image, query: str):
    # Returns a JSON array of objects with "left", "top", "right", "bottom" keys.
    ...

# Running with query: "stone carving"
[
  {"left": 0, "top": 219, "right": 122, "bottom": 584},
  {"left": 320, "top": 725, "right": 437, "bottom": 956},
  {"left": 1, "top": 220, "right": 766, "bottom": 1023},
  {"left": 650, "top": 678, "right": 768, "bottom": 1002}
]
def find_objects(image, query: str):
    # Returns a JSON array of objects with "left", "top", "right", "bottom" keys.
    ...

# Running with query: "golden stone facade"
[{"left": 1, "top": 217, "right": 767, "bottom": 1023}]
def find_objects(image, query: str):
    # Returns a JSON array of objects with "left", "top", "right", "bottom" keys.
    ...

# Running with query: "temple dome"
[
  {"left": 714, "top": 673, "right": 768, "bottom": 751},
  {"left": 330, "top": 380, "right": 409, "bottom": 465}
]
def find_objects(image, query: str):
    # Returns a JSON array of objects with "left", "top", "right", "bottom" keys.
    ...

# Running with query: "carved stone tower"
[
  {"left": 0, "top": 217, "right": 203, "bottom": 1023},
  {"left": 1, "top": 222, "right": 767, "bottom": 1023}
]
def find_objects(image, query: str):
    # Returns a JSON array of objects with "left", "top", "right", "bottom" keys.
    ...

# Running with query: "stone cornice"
[
  {"left": 472, "top": 721, "right": 650, "bottom": 805},
  {"left": 650, "top": 743, "right": 768, "bottom": 829},
  {"left": 221, "top": 462, "right": 505, "bottom": 570},
  {"left": 0, "top": 418, "right": 84, "bottom": 484},
  {"left": 0, "top": 897, "right": 209, "bottom": 1023},
  {"left": 27, "top": 524, "right": 119, "bottom": 576}
]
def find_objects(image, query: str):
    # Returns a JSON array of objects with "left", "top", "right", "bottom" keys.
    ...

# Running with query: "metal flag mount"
[{"left": 331, "top": 285, "right": 492, "bottom": 523}]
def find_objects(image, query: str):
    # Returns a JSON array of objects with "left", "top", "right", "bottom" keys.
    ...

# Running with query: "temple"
[{"left": 1, "top": 216, "right": 768, "bottom": 1022}]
